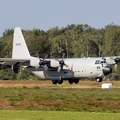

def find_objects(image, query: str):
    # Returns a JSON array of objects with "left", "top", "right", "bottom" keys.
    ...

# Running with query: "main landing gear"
[
  {"left": 68, "top": 79, "right": 79, "bottom": 84},
  {"left": 52, "top": 79, "right": 63, "bottom": 84},
  {"left": 52, "top": 79, "right": 79, "bottom": 84}
]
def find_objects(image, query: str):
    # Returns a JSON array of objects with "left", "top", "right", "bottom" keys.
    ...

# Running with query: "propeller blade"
[
  {"left": 56, "top": 53, "right": 65, "bottom": 72},
  {"left": 43, "top": 65, "right": 48, "bottom": 71},
  {"left": 114, "top": 64, "right": 117, "bottom": 70},
  {"left": 57, "top": 66, "right": 61, "bottom": 72},
  {"left": 64, "top": 63, "right": 71, "bottom": 70},
  {"left": 37, "top": 52, "right": 48, "bottom": 66},
  {"left": 62, "top": 53, "right": 65, "bottom": 60},
  {"left": 52, "top": 53, "right": 71, "bottom": 72}
]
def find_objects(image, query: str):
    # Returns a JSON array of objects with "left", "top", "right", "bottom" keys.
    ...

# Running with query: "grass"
[
  {"left": 0, "top": 86, "right": 120, "bottom": 112},
  {"left": 0, "top": 110, "right": 120, "bottom": 120},
  {"left": 0, "top": 81, "right": 120, "bottom": 119}
]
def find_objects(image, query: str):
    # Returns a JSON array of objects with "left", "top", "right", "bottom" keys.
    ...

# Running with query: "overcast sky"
[{"left": 0, "top": 0, "right": 120, "bottom": 36}]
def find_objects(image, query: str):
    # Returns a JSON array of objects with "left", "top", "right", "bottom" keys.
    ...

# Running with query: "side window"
[{"left": 97, "top": 66, "right": 101, "bottom": 69}]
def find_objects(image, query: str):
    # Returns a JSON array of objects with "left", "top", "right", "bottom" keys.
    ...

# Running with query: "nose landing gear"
[{"left": 96, "top": 77, "right": 103, "bottom": 82}]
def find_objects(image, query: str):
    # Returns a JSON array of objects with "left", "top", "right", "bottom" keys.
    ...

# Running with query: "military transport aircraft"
[{"left": 0, "top": 27, "right": 113, "bottom": 84}]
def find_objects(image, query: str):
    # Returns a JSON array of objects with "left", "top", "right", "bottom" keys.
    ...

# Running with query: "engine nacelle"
[
  {"left": 30, "top": 59, "right": 40, "bottom": 67},
  {"left": 104, "top": 57, "right": 116, "bottom": 65},
  {"left": 50, "top": 59, "right": 59, "bottom": 68}
]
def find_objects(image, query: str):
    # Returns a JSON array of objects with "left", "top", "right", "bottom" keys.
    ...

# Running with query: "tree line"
[{"left": 0, "top": 23, "right": 120, "bottom": 80}]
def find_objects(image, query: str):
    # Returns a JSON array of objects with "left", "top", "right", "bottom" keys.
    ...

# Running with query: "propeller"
[
  {"left": 114, "top": 57, "right": 120, "bottom": 70},
  {"left": 103, "top": 56, "right": 120, "bottom": 70},
  {"left": 36, "top": 53, "right": 48, "bottom": 70},
  {"left": 114, "top": 57, "right": 120, "bottom": 64},
  {"left": 57, "top": 53, "right": 70, "bottom": 72}
]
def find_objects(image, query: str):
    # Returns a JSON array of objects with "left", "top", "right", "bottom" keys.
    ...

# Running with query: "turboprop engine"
[
  {"left": 30, "top": 59, "right": 40, "bottom": 67},
  {"left": 50, "top": 59, "right": 59, "bottom": 68}
]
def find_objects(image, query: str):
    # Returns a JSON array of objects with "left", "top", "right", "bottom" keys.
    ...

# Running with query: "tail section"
[{"left": 12, "top": 27, "right": 31, "bottom": 59}]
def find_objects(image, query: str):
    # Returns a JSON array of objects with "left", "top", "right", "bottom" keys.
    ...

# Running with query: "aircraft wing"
[{"left": 0, "top": 58, "right": 30, "bottom": 65}]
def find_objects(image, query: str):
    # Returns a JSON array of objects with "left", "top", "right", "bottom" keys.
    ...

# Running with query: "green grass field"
[
  {"left": 0, "top": 81, "right": 120, "bottom": 119},
  {"left": 0, "top": 86, "right": 120, "bottom": 112},
  {"left": 0, "top": 110, "right": 120, "bottom": 120}
]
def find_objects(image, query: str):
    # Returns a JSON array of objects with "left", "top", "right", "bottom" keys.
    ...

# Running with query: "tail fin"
[{"left": 12, "top": 27, "right": 31, "bottom": 59}]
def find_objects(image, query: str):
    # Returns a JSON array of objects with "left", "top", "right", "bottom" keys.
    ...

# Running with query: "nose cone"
[{"left": 103, "top": 66, "right": 112, "bottom": 75}]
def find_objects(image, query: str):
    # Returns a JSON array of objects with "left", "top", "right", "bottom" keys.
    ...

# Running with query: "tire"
[
  {"left": 68, "top": 79, "right": 73, "bottom": 84},
  {"left": 97, "top": 77, "right": 103, "bottom": 82},
  {"left": 74, "top": 79, "right": 79, "bottom": 84},
  {"left": 52, "top": 80, "right": 58, "bottom": 84},
  {"left": 58, "top": 79, "right": 63, "bottom": 84}
]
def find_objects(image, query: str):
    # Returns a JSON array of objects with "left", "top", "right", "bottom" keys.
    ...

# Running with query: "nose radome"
[{"left": 103, "top": 66, "right": 112, "bottom": 75}]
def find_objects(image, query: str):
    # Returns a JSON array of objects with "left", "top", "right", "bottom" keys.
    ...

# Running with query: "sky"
[{"left": 0, "top": 0, "right": 120, "bottom": 36}]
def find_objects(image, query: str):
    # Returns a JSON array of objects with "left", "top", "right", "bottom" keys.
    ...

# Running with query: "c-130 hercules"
[{"left": 0, "top": 27, "right": 112, "bottom": 84}]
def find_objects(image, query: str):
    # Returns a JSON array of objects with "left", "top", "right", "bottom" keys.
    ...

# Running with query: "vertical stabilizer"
[{"left": 12, "top": 27, "right": 31, "bottom": 59}]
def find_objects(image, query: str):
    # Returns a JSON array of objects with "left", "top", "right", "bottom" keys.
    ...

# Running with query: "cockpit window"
[
  {"left": 95, "top": 60, "right": 106, "bottom": 64},
  {"left": 95, "top": 60, "right": 100, "bottom": 64},
  {"left": 100, "top": 61, "right": 106, "bottom": 64}
]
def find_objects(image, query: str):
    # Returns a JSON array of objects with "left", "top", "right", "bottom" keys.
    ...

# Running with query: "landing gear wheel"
[
  {"left": 58, "top": 79, "right": 63, "bottom": 84},
  {"left": 68, "top": 80, "right": 73, "bottom": 84},
  {"left": 52, "top": 80, "right": 58, "bottom": 84},
  {"left": 74, "top": 79, "right": 79, "bottom": 84},
  {"left": 97, "top": 77, "right": 103, "bottom": 82}
]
